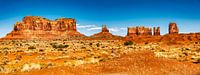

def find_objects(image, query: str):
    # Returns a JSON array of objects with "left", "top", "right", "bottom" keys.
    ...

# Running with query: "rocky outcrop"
[
  {"left": 102, "top": 25, "right": 109, "bottom": 32},
  {"left": 126, "top": 26, "right": 162, "bottom": 43},
  {"left": 153, "top": 27, "right": 160, "bottom": 36},
  {"left": 127, "top": 27, "right": 137, "bottom": 36},
  {"left": 3, "top": 16, "right": 84, "bottom": 40},
  {"left": 127, "top": 26, "right": 152, "bottom": 36},
  {"left": 169, "top": 23, "right": 179, "bottom": 34},
  {"left": 91, "top": 25, "right": 122, "bottom": 40}
]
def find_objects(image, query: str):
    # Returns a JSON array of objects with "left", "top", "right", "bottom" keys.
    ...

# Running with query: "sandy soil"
[{"left": 6, "top": 51, "right": 200, "bottom": 75}]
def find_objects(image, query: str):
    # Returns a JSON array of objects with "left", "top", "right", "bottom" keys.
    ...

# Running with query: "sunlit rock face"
[
  {"left": 4, "top": 16, "right": 84, "bottom": 40},
  {"left": 91, "top": 25, "right": 123, "bottom": 40},
  {"left": 127, "top": 26, "right": 152, "bottom": 36},
  {"left": 102, "top": 25, "right": 109, "bottom": 32},
  {"left": 169, "top": 22, "right": 179, "bottom": 34},
  {"left": 153, "top": 27, "right": 160, "bottom": 36}
]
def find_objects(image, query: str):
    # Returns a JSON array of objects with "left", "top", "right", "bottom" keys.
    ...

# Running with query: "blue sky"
[{"left": 0, "top": 0, "right": 200, "bottom": 37}]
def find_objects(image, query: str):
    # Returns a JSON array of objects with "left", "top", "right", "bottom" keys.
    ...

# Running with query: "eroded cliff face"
[
  {"left": 169, "top": 23, "right": 179, "bottom": 34},
  {"left": 4, "top": 16, "right": 84, "bottom": 40},
  {"left": 125, "top": 23, "right": 200, "bottom": 44},
  {"left": 153, "top": 27, "right": 160, "bottom": 36},
  {"left": 127, "top": 26, "right": 153, "bottom": 36},
  {"left": 102, "top": 25, "right": 109, "bottom": 33},
  {"left": 91, "top": 25, "right": 123, "bottom": 40}
]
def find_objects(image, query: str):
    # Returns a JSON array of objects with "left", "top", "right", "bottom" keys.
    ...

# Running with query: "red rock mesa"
[{"left": 3, "top": 16, "right": 84, "bottom": 40}]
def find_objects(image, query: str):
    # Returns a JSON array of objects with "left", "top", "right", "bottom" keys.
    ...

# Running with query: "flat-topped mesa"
[
  {"left": 55, "top": 18, "right": 76, "bottom": 31},
  {"left": 127, "top": 26, "right": 152, "bottom": 36},
  {"left": 15, "top": 16, "right": 77, "bottom": 32},
  {"left": 4, "top": 16, "right": 84, "bottom": 40},
  {"left": 169, "top": 22, "right": 179, "bottom": 34},
  {"left": 127, "top": 27, "right": 137, "bottom": 36},
  {"left": 153, "top": 27, "right": 160, "bottom": 36}
]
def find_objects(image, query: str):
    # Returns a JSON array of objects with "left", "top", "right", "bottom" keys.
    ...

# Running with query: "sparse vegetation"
[
  {"left": 52, "top": 44, "right": 69, "bottom": 49},
  {"left": 28, "top": 46, "right": 36, "bottom": 49},
  {"left": 124, "top": 41, "right": 133, "bottom": 46},
  {"left": 96, "top": 43, "right": 100, "bottom": 47},
  {"left": 1, "top": 40, "right": 200, "bottom": 74}
]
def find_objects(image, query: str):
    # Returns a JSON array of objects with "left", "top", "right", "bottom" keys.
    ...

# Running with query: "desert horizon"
[
  {"left": 1, "top": 16, "right": 200, "bottom": 38},
  {"left": 0, "top": 0, "right": 200, "bottom": 75}
]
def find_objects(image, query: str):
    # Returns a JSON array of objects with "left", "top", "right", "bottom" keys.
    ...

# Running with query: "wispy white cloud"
[
  {"left": 87, "top": 27, "right": 101, "bottom": 31},
  {"left": 77, "top": 24, "right": 96, "bottom": 28},
  {"left": 76, "top": 24, "right": 127, "bottom": 36},
  {"left": 109, "top": 28, "right": 119, "bottom": 32},
  {"left": 108, "top": 27, "right": 127, "bottom": 32},
  {"left": 119, "top": 28, "right": 127, "bottom": 30},
  {"left": 77, "top": 24, "right": 102, "bottom": 31}
]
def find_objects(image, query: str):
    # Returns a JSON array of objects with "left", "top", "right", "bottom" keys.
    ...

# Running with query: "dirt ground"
[{"left": 6, "top": 51, "right": 200, "bottom": 75}]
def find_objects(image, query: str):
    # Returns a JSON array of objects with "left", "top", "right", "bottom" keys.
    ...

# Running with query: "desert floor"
[
  {"left": 11, "top": 51, "right": 200, "bottom": 75},
  {"left": 0, "top": 40, "right": 200, "bottom": 75}
]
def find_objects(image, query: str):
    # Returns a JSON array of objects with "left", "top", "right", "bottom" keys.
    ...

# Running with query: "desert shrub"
[
  {"left": 193, "top": 58, "right": 200, "bottom": 64},
  {"left": 81, "top": 47, "right": 86, "bottom": 49},
  {"left": 3, "top": 47, "right": 9, "bottom": 50},
  {"left": 99, "top": 58, "right": 107, "bottom": 62},
  {"left": 64, "top": 60, "right": 68, "bottom": 63},
  {"left": 52, "top": 44, "right": 68, "bottom": 49},
  {"left": 28, "top": 46, "right": 36, "bottom": 49},
  {"left": 124, "top": 41, "right": 134, "bottom": 46},
  {"left": 89, "top": 43, "right": 93, "bottom": 46},
  {"left": 96, "top": 43, "right": 100, "bottom": 47},
  {"left": 50, "top": 42, "right": 57, "bottom": 45},
  {"left": 39, "top": 49, "right": 44, "bottom": 52},
  {"left": 58, "top": 48, "right": 63, "bottom": 51}
]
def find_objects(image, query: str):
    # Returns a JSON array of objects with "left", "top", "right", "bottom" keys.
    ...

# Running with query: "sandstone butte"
[
  {"left": 90, "top": 25, "right": 123, "bottom": 40},
  {"left": 125, "top": 22, "right": 200, "bottom": 44},
  {"left": 1, "top": 16, "right": 200, "bottom": 42}
]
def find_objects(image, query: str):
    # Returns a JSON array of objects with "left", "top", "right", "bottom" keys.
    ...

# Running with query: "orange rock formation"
[
  {"left": 127, "top": 26, "right": 153, "bottom": 36},
  {"left": 1, "top": 16, "right": 200, "bottom": 42},
  {"left": 169, "top": 22, "right": 179, "bottom": 34},
  {"left": 125, "top": 23, "right": 200, "bottom": 44},
  {"left": 153, "top": 27, "right": 160, "bottom": 36},
  {"left": 91, "top": 25, "right": 122, "bottom": 40},
  {"left": 3, "top": 16, "right": 85, "bottom": 40}
]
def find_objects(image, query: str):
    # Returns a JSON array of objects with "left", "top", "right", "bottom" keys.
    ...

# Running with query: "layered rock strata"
[
  {"left": 127, "top": 26, "right": 153, "bottom": 36},
  {"left": 3, "top": 16, "right": 84, "bottom": 40},
  {"left": 169, "top": 23, "right": 179, "bottom": 34}
]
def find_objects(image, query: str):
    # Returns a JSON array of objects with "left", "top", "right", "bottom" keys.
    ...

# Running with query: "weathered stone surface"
[
  {"left": 169, "top": 23, "right": 179, "bottom": 34},
  {"left": 127, "top": 27, "right": 137, "bottom": 36},
  {"left": 16, "top": 16, "right": 77, "bottom": 32},
  {"left": 3, "top": 16, "right": 84, "bottom": 40},
  {"left": 127, "top": 26, "right": 152, "bottom": 36},
  {"left": 91, "top": 25, "right": 122, "bottom": 40},
  {"left": 102, "top": 25, "right": 109, "bottom": 32},
  {"left": 153, "top": 27, "right": 160, "bottom": 36}
]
